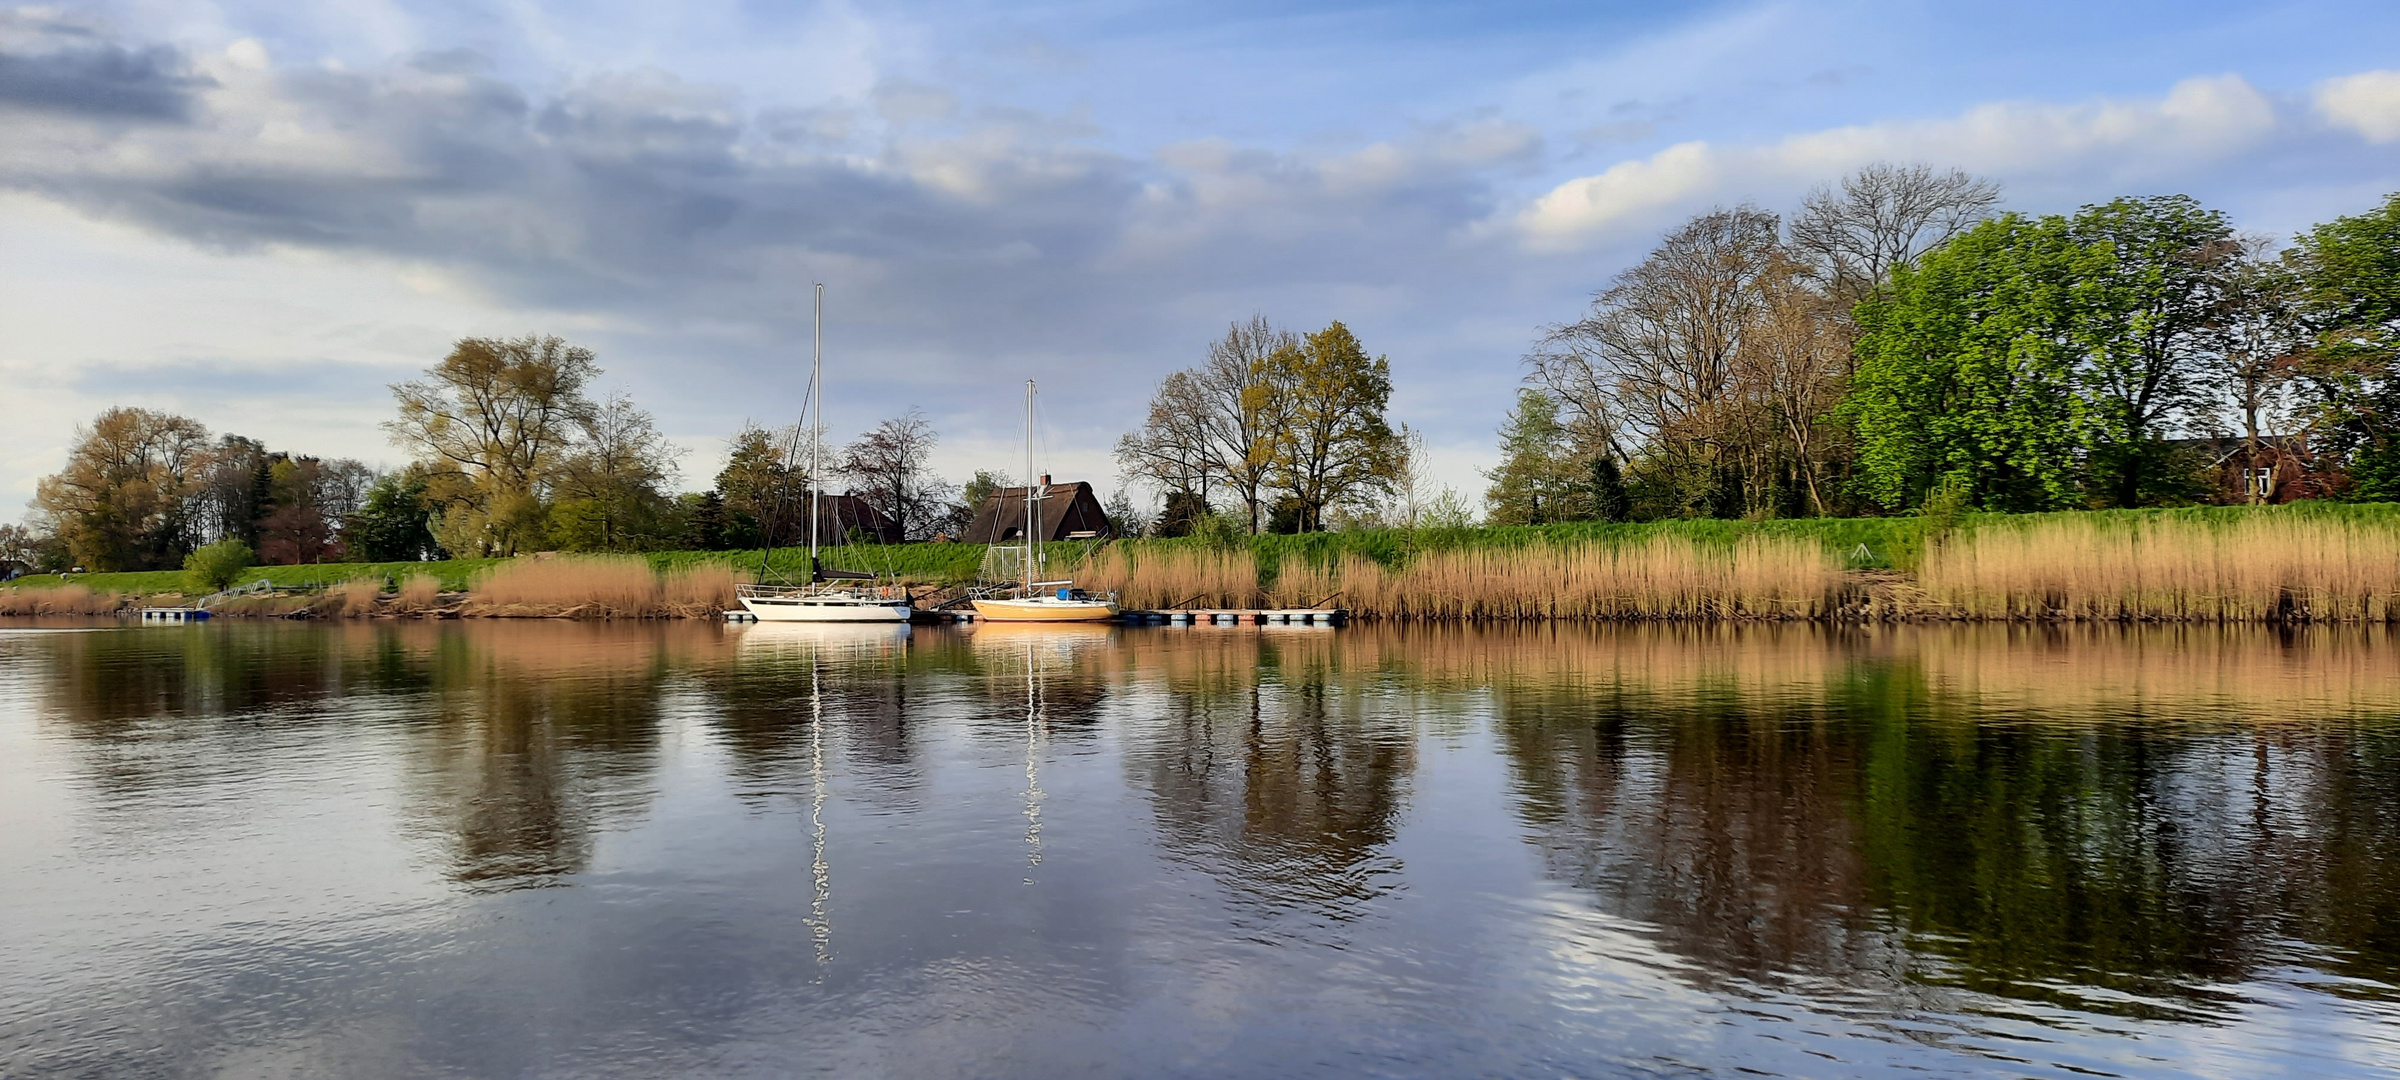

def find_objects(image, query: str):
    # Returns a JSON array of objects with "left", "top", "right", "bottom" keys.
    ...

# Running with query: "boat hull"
[
  {"left": 738, "top": 595, "right": 913, "bottom": 623},
  {"left": 971, "top": 597, "right": 1119, "bottom": 622}
]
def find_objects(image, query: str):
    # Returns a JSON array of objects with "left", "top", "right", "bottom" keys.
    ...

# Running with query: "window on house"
[{"left": 2242, "top": 468, "right": 2274, "bottom": 497}]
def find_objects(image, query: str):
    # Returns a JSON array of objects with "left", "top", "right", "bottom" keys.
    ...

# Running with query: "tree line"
[
  {"left": 9, "top": 336, "right": 1000, "bottom": 573},
  {"left": 1493, "top": 164, "right": 2400, "bottom": 523}
]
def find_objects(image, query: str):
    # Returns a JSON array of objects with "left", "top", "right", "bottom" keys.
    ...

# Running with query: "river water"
[{"left": 2, "top": 619, "right": 2396, "bottom": 1078}]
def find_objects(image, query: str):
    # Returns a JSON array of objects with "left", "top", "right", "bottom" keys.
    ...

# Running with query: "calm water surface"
[{"left": 3, "top": 619, "right": 2398, "bottom": 1078}]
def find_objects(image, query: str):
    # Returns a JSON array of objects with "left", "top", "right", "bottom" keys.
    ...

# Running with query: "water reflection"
[{"left": 6, "top": 618, "right": 2399, "bottom": 1077}]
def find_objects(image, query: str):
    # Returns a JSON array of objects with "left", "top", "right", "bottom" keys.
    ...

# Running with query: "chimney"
[{"left": 1039, "top": 473, "right": 1051, "bottom": 486}]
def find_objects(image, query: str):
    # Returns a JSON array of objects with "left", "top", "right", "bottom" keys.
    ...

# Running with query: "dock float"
[{"left": 1121, "top": 609, "right": 1347, "bottom": 626}]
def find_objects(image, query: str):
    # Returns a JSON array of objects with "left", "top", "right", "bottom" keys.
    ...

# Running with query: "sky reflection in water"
[{"left": 2, "top": 619, "right": 2397, "bottom": 1078}]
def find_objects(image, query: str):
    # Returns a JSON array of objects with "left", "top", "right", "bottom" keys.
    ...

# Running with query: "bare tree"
[
  {"left": 837, "top": 410, "right": 954, "bottom": 541},
  {"left": 1115, "top": 371, "right": 1218, "bottom": 507},
  {"left": 1788, "top": 163, "right": 2001, "bottom": 303},
  {"left": 1737, "top": 257, "right": 1851, "bottom": 514},
  {"left": 1387, "top": 425, "right": 1440, "bottom": 529},
  {"left": 1529, "top": 206, "right": 1783, "bottom": 516},
  {"left": 2210, "top": 236, "right": 2311, "bottom": 502}
]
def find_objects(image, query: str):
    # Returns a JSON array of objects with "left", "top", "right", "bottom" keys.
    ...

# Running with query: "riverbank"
[{"left": 7, "top": 502, "right": 2400, "bottom": 623}]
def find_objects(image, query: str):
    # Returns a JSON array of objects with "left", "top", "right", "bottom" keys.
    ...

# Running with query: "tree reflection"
[
  {"left": 399, "top": 625, "right": 672, "bottom": 889},
  {"left": 1487, "top": 627, "right": 2400, "bottom": 1015},
  {"left": 1124, "top": 632, "right": 1414, "bottom": 923}
]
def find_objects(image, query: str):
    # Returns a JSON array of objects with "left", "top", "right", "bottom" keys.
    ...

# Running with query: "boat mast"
[
  {"left": 1023, "top": 380, "right": 1036, "bottom": 595},
  {"left": 809, "top": 283, "right": 823, "bottom": 576}
]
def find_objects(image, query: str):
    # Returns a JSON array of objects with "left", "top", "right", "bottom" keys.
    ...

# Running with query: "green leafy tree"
[
  {"left": 346, "top": 471, "right": 442, "bottom": 561},
  {"left": 550, "top": 393, "right": 681, "bottom": 552},
  {"left": 1258, "top": 321, "right": 1401, "bottom": 532},
  {"left": 1588, "top": 455, "right": 1630, "bottom": 523},
  {"left": 2068, "top": 195, "right": 2236, "bottom": 507},
  {"left": 682, "top": 491, "right": 729, "bottom": 550},
  {"left": 1484, "top": 389, "right": 1575, "bottom": 525},
  {"left": 184, "top": 538, "right": 253, "bottom": 593},
  {"left": 715, "top": 422, "right": 805, "bottom": 548},
  {"left": 2288, "top": 192, "right": 2400, "bottom": 497},
  {"left": 1847, "top": 214, "right": 2093, "bottom": 511}
]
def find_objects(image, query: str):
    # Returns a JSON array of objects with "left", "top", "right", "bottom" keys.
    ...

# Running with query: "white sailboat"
[
  {"left": 971, "top": 381, "right": 1119, "bottom": 623},
  {"left": 736, "top": 284, "right": 914, "bottom": 623}
]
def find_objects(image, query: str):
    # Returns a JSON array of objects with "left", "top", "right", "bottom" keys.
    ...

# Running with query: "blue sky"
[{"left": 4, "top": 0, "right": 2398, "bottom": 517}]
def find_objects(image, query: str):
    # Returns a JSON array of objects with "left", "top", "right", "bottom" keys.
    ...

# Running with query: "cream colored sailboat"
[
  {"left": 736, "top": 284, "right": 914, "bottom": 623},
  {"left": 971, "top": 380, "right": 1119, "bottom": 623}
]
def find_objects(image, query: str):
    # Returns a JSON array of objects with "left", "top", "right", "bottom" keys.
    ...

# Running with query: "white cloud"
[
  {"left": 1517, "top": 74, "right": 2283, "bottom": 249},
  {"left": 2316, "top": 70, "right": 2400, "bottom": 143}
]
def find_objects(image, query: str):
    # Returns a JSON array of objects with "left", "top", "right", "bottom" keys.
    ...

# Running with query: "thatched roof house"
[{"left": 961, "top": 477, "right": 1115, "bottom": 544}]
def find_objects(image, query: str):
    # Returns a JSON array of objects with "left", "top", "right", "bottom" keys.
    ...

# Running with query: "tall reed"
[
  {"left": 395, "top": 573, "right": 444, "bottom": 612},
  {"left": 469, "top": 555, "right": 746, "bottom": 618},
  {"left": 1093, "top": 536, "right": 1836, "bottom": 620},
  {"left": 1359, "top": 535, "right": 1837, "bottom": 620},
  {"left": 0, "top": 583, "right": 125, "bottom": 615},
  {"left": 1080, "top": 546, "right": 1260, "bottom": 608},
  {"left": 336, "top": 577, "right": 384, "bottom": 616},
  {"left": 1919, "top": 516, "right": 2400, "bottom": 621}
]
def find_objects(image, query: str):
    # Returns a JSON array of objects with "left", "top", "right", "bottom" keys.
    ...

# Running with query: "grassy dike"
[{"left": 11, "top": 501, "right": 2400, "bottom": 621}]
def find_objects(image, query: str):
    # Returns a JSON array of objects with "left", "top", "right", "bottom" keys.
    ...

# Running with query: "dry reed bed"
[
  {"left": 1917, "top": 516, "right": 2400, "bottom": 622},
  {"left": 1080, "top": 547, "right": 1261, "bottom": 609},
  {"left": 0, "top": 583, "right": 126, "bottom": 615},
  {"left": 467, "top": 556, "right": 743, "bottom": 618},
  {"left": 1088, "top": 536, "right": 1840, "bottom": 621}
]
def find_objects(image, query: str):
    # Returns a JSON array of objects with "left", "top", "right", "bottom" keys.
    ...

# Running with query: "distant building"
[
  {"left": 2179, "top": 435, "right": 2337, "bottom": 504},
  {"left": 961, "top": 477, "right": 1115, "bottom": 544},
  {"left": 795, "top": 492, "right": 902, "bottom": 546}
]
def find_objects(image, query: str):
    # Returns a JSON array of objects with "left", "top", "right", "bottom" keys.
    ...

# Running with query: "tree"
[
  {"left": 2207, "top": 239, "right": 2310, "bottom": 503},
  {"left": 385, "top": 335, "right": 600, "bottom": 556},
  {"left": 2068, "top": 195, "right": 2237, "bottom": 507},
  {"left": 1116, "top": 317, "right": 1295, "bottom": 533},
  {"left": 1529, "top": 207, "right": 1783, "bottom": 517},
  {"left": 1384, "top": 425, "right": 1441, "bottom": 529},
  {"left": 1788, "top": 163, "right": 2002, "bottom": 305},
  {"left": 551, "top": 393, "right": 682, "bottom": 551},
  {"left": 1484, "top": 389, "right": 1574, "bottom": 525},
  {"left": 837, "top": 410, "right": 953, "bottom": 541},
  {"left": 2287, "top": 192, "right": 2400, "bottom": 496},
  {"left": 1104, "top": 487, "right": 1151, "bottom": 538},
  {"left": 184, "top": 538, "right": 253, "bottom": 593},
  {"left": 1847, "top": 214, "right": 2091, "bottom": 511},
  {"left": 681, "top": 491, "right": 729, "bottom": 550},
  {"left": 1260, "top": 321, "right": 1401, "bottom": 532},
  {"left": 1741, "top": 256, "right": 1851, "bottom": 514},
  {"left": 716, "top": 422, "right": 807, "bottom": 549},
  {"left": 1588, "top": 455, "right": 1630, "bottom": 523},
  {"left": 347, "top": 471, "right": 442, "bottom": 562},
  {"left": 33, "top": 407, "right": 215, "bottom": 571},
  {"left": 255, "top": 457, "right": 341, "bottom": 564}
]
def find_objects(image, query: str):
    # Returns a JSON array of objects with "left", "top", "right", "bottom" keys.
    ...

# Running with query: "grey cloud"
[
  {"left": 0, "top": 26, "right": 1551, "bottom": 477},
  {"left": 872, "top": 77, "right": 958, "bottom": 124},
  {"left": 0, "top": 43, "right": 211, "bottom": 120}
]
